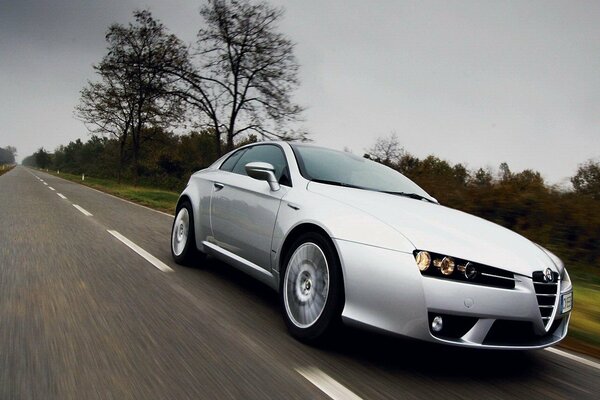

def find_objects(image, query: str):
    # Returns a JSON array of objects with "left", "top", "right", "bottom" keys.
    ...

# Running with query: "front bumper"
[
  {"left": 422, "top": 275, "right": 571, "bottom": 349},
  {"left": 335, "top": 239, "right": 572, "bottom": 349}
]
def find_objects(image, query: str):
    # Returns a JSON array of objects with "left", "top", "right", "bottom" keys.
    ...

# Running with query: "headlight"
[
  {"left": 465, "top": 263, "right": 477, "bottom": 279},
  {"left": 458, "top": 262, "right": 478, "bottom": 280},
  {"left": 415, "top": 251, "right": 431, "bottom": 271},
  {"left": 440, "top": 257, "right": 455, "bottom": 276},
  {"left": 413, "top": 250, "right": 517, "bottom": 289}
]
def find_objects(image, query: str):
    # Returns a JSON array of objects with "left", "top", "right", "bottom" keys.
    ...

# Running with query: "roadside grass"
[
  {"left": 44, "top": 171, "right": 178, "bottom": 214},
  {"left": 0, "top": 164, "right": 15, "bottom": 177},
  {"left": 560, "top": 276, "right": 600, "bottom": 359},
  {"left": 40, "top": 168, "right": 600, "bottom": 359}
]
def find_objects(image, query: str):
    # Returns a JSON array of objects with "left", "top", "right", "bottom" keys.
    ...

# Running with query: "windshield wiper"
[
  {"left": 311, "top": 179, "right": 437, "bottom": 203},
  {"left": 380, "top": 191, "right": 437, "bottom": 203},
  {"left": 310, "top": 179, "right": 367, "bottom": 190}
]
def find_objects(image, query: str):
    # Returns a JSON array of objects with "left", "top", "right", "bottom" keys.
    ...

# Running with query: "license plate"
[{"left": 561, "top": 291, "right": 573, "bottom": 314}]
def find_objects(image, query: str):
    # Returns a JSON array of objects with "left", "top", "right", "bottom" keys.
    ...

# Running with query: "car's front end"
[
  {"left": 414, "top": 249, "right": 572, "bottom": 348},
  {"left": 307, "top": 182, "right": 573, "bottom": 349},
  {"left": 335, "top": 237, "right": 572, "bottom": 349}
]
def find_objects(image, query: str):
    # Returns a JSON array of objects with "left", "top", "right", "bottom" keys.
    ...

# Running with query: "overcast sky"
[{"left": 1, "top": 0, "right": 599, "bottom": 184}]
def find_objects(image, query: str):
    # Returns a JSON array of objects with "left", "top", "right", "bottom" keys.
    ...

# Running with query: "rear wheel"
[
  {"left": 171, "top": 200, "right": 204, "bottom": 266},
  {"left": 280, "top": 232, "right": 343, "bottom": 342}
]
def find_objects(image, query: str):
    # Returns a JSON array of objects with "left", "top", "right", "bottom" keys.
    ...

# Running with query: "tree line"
[{"left": 21, "top": 129, "right": 243, "bottom": 190}]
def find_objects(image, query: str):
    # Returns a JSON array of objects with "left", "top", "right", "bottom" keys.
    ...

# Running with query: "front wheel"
[
  {"left": 171, "top": 200, "right": 204, "bottom": 266},
  {"left": 280, "top": 232, "right": 344, "bottom": 342}
]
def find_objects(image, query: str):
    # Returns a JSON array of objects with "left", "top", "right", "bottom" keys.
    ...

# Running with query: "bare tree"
[
  {"left": 367, "top": 133, "right": 404, "bottom": 165},
  {"left": 164, "top": 0, "right": 305, "bottom": 155},
  {"left": 76, "top": 79, "right": 134, "bottom": 182},
  {"left": 76, "top": 10, "right": 186, "bottom": 181}
]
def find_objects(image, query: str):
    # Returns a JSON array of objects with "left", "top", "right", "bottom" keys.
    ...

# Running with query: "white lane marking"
[
  {"left": 296, "top": 367, "right": 363, "bottom": 400},
  {"left": 107, "top": 230, "right": 173, "bottom": 273},
  {"left": 545, "top": 347, "right": 600, "bottom": 371},
  {"left": 57, "top": 193, "right": 67, "bottom": 200},
  {"left": 48, "top": 186, "right": 55, "bottom": 191},
  {"left": 43, "top": 182, "right": 48, "bottom": 185},
  {"left": 73, "top": 204, "right": 93, "bottom": 217}
]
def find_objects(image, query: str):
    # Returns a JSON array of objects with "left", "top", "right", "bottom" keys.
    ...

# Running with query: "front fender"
[
  {"left": 178, "top": 170, "right": 218, "bottom": 253},
  {"left": 272, "top": 188, "right": 416, "bottom": 275}
]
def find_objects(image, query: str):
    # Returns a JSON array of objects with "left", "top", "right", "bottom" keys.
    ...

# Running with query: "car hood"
[{"left": 308, "top": 183, "right": 559, "bottom": 276}]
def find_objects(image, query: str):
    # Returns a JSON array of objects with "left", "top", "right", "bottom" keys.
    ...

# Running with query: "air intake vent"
[{"left": 532, "top": 270, "right": 559, "bottom": 330}]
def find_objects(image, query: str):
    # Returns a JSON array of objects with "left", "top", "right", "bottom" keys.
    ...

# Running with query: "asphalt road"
[{"left": 1, "top": 166, "right": 598, "bottom": 399}]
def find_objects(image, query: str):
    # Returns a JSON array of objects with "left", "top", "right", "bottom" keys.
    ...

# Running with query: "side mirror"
[{"left": 245, "top": 162, "right": 280, "bottom": 191}]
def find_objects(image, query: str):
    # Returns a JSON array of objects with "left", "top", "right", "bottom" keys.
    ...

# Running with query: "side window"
[
  {"left": 219, "top": 149, "right": 247, "bottom": 172},
  {"left": 232, "top": 145, "right": 291, "bottom": 185}
]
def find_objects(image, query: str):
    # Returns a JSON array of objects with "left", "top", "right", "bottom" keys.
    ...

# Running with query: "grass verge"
[
  {"left": 43, "top": 169, "right": 600, "bottom": 360},
  {"left": 559, "top": 278, "right": 600, "bottom": 359},
  {"left": 0, "top": 164, "right": 15, "bottom": 177},
  {"left": 45, "top": 170, "right": 179, "bottom": 214}
]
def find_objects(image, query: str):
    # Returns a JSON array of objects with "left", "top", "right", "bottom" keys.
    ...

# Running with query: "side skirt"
[{"left": 202, "top": 241, "right": 279, "bottom": 291}]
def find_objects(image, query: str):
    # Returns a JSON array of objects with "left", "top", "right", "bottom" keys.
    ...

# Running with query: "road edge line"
[
  {"left": 545, "top": 347, "right": 600, "bottom": 371},
  {"left": 296, "top": 367, "right": 363, "bottom": 400},
  {"left": 83, "top": 184, "right": 174, "bottom": 218}
]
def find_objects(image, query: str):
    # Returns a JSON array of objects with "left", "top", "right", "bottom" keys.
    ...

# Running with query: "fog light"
[
  {"left": 432, "top": 316, "right": 443, "bottom": 332},
  {"left": 415, "top": 251, "right": 431, "bottom": 271},
  {"left": 440, "top": 257, "right": 455, "bottom": 276}
]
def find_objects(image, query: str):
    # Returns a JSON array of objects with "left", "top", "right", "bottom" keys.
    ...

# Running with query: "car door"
[{"left": 210, "top": 144, "right": 291, "bottom": 270}]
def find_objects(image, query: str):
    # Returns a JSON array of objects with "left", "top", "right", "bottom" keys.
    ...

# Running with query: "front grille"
[
  {"left": 483, "top": 318, "right": 563, "bottom": 346},
  {"left": 532, "top": 270, "right": 559, "bottom": 330}
]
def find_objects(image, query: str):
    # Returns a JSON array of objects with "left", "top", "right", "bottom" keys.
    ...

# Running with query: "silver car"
[{"left": 171, "top": 142, "right": 573, "bottom": 348}]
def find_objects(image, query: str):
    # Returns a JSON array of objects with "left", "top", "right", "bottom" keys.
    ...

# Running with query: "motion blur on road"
[{"left": 1, "top": 166, "right": 598, "bottom": 399}]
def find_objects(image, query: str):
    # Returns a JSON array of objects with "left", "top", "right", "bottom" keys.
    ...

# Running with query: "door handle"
[
  {"left": 214, "top": 182, "right": 224, "bottom": 191},
  {"left": 287, "top": 203, "right": 300, "bottom": 210}
]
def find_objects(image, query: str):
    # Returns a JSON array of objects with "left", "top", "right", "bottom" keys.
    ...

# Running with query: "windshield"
[{"left": 291, "top": 144, "right": 435, "bottom": 202}]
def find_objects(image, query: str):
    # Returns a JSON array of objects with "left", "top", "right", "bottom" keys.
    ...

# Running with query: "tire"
[
  {"left": 280, "top": 232, "right": 344, "bottom": 342},
  {"left": 171, "top": 200, "right": 204, "bottom": 266}
]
